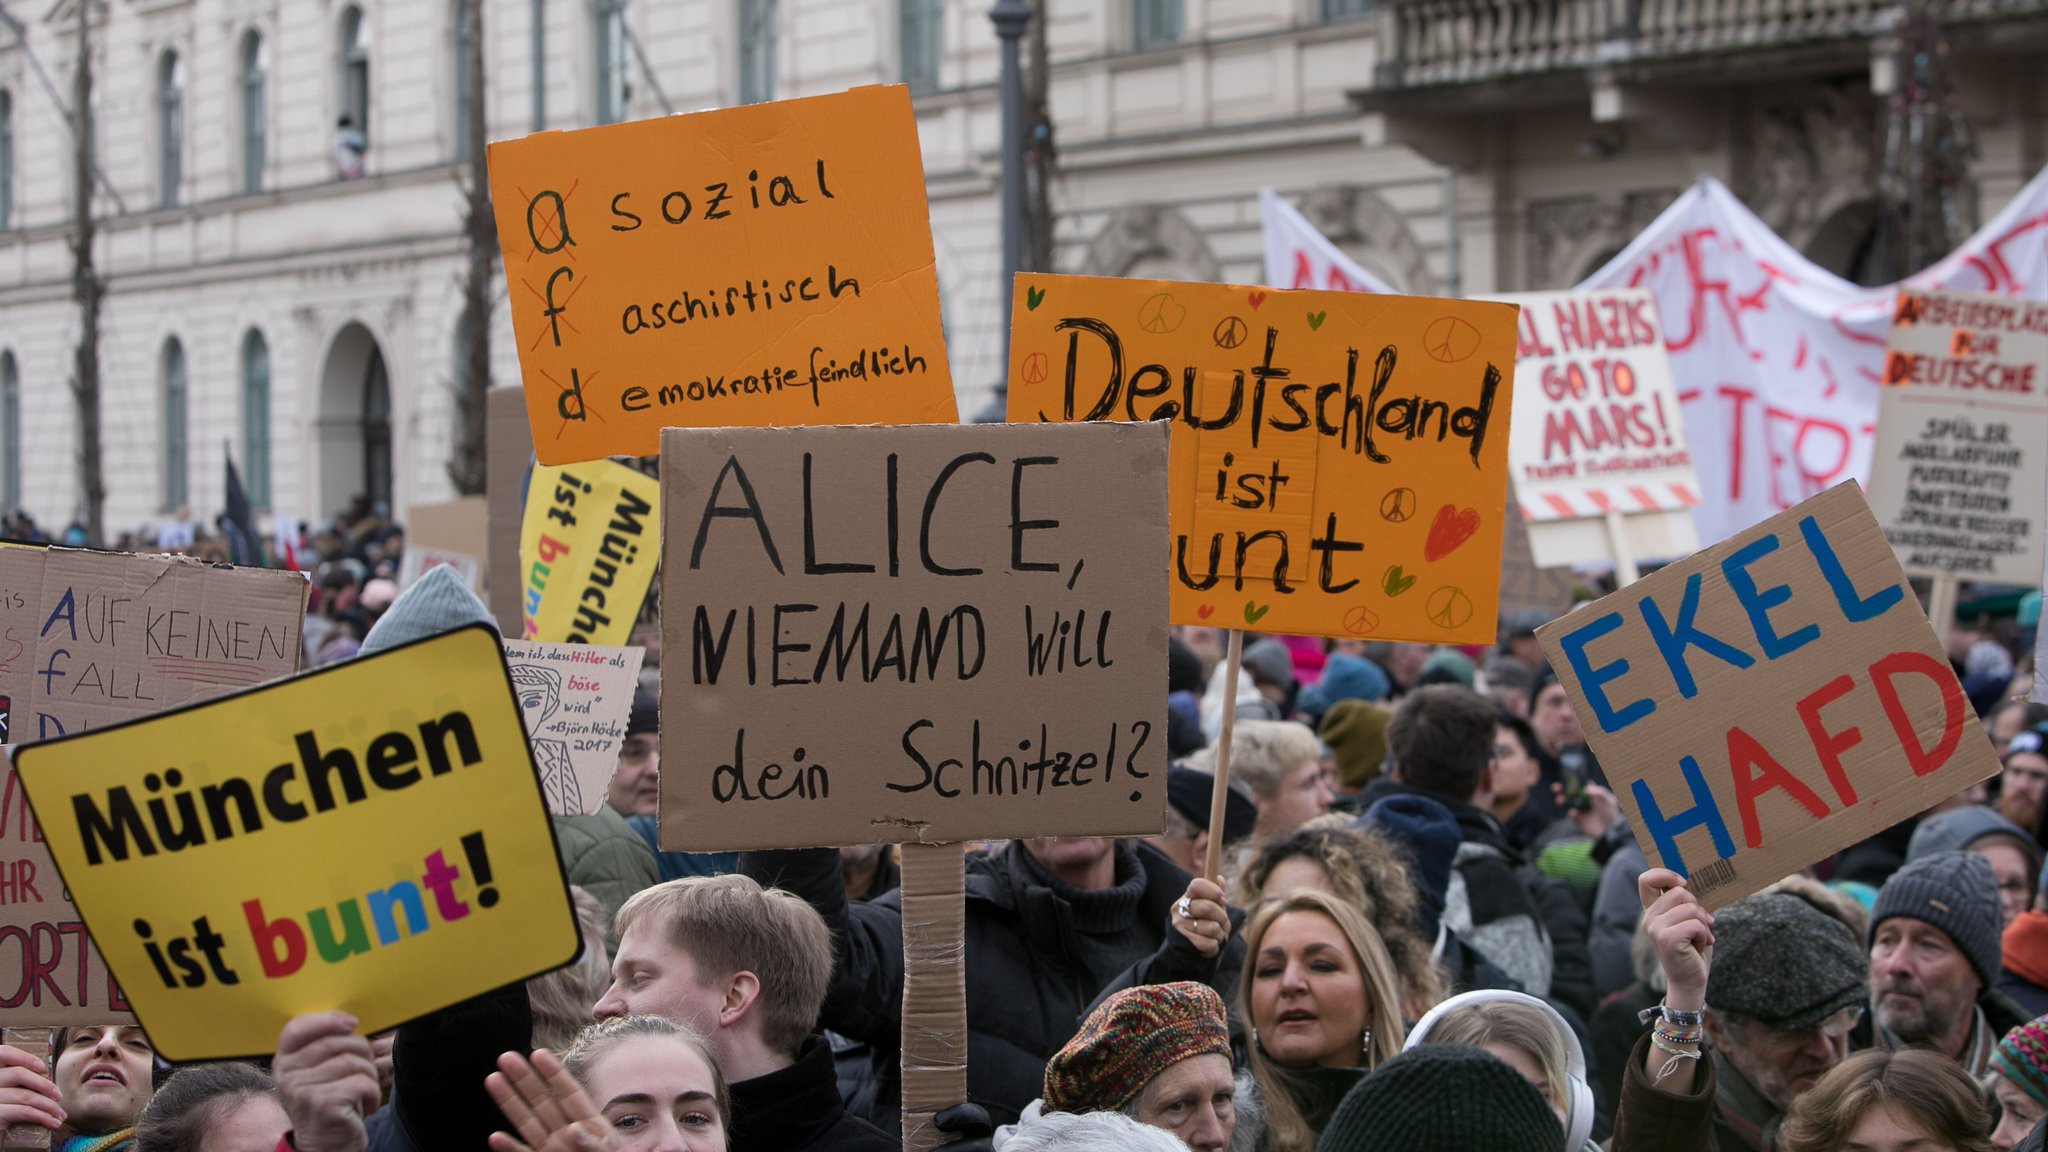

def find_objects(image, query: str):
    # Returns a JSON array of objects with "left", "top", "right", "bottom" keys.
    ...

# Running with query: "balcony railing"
[{"left": 1377, "top": 0, "right": 2045, "bottom": 87}]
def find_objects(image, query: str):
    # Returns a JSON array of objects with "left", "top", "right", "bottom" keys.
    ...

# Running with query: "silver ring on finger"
[{"left": 1176, "top": 896, "right": 1193, "bottom": 920}]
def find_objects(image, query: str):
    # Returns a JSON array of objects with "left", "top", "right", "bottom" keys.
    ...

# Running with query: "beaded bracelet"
[{"left": 1653, "top": 1021, "right": 1704, "bottom": 1046}]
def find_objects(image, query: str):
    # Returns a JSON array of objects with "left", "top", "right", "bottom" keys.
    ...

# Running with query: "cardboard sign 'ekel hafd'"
[
  {"left": 1537, "top": 482, "right": 2000, "bottom": 909},
  {"left": 658, "top": 421, "right": 1169, "bottom": 851}
]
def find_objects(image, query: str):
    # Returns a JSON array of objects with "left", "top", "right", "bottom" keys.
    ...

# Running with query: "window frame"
[
  {"left": 241, "top": 329, "right": 271, "bottom": 510},
  {"left": 340, "top": 6, "right": 371, "bottom": 145},
  {"left": 157, "top": 49, "right": 184, "bottom": 208},
  {"left": 241, "top": 31, "right": 268, "bottom": 194},
  {"left": 161, "top": 338, "right": 189, "bottom": 512},
  {"left": 738, "top": 0, "right": 776, "bottom": 105}
]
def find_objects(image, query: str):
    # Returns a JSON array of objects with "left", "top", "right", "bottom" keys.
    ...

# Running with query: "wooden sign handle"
[
  {"left": 899, "top": 841, "right": 967, "bottom": 1152},
  {"left": 1, "top": 1028, "right": 52, "bottom": 1150},
  {"left": 1602, "top": 510, "right": 1642, "bottom": 587},
  {"left": 1202, "top": 629, "right": 1245, "bottom": 883}
]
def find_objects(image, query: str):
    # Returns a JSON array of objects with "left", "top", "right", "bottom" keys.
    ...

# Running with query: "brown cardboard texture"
[
  {"left": 26, "top": 550, "right": 307, "bottom": 743},
  {"left": 1536, "top": 482, "right": 1999, "bottom": 909},
  {"left": 659, "top": 421, "right": 1170, "bottom": 850},
  {"left": 0, "top": 751, "right": 128, "bottom": 1026},
  {"left": 0, "top": 547, "right": 44, "bottom": 744}
]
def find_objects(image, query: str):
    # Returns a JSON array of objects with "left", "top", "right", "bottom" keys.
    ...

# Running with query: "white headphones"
[{"left": 1404, "top": 989, "right": 1595, "bottom": 1150}]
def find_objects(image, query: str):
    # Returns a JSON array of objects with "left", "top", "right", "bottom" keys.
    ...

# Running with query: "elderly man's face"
[
  {"left": 1131, "top": 1052, "right": 1235, "bottom": 1152},
  {"left": 1871, "top": 918, "right": 1981, "bottom": 1050}
]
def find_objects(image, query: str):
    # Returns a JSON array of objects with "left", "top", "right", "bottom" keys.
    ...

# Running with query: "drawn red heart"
[
  {"left": 1423, "top": 504, "right": 1482, "bottom": 562},
  {"left": 1248, "top": 291, "right": 1267, "bottom": 310},
  {"left": 1196, "top": 604, "right": 1215, "bottom": 619}
]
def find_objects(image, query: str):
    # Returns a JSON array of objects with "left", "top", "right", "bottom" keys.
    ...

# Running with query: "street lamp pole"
[{"left": 989, "top": 0, "right": 1030, "bottom": 414}]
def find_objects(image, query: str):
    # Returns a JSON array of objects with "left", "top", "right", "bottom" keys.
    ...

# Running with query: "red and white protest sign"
[{"left": 1580, "top": 167, "right": 2048, "bottom": 546}]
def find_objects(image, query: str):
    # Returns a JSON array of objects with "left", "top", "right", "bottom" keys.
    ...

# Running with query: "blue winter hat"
[
  {"left": 359, "top": 565, "right": 497, "bottom": 655},
  {"left": 1361, "top": 793, "right": 1460, "bottom": 940},
  {"left": 1299, "top": 654, "right": 1391, "bottom": 723}
]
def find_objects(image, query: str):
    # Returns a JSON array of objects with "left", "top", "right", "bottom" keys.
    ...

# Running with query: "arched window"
[
  {"left": 340, "top": 7, "right": 371, "bottom": 145},
  {"left": 157, "top": 51, "right": 183, "bottom": 207},
  {"left": 595, "top": 0, "right": 629, "bottom": 124},
  {"left": 0, "top": 90, "right": 13, "bottom": 228},
  {"left": 0, "top": 352, "right": 18, "bottom": 512},
  {"left": 738, "top": 0, "right": 775, "bottom": 105},
  {"left": 162, "top": 339, "right": 188, "bottom": 510},
  {"left": 363, "top": 348, "right": 392, "bottom": 509},
  {"left": 241, "top": 32, "right": 267, "bottom": 193},
  {"left": 453, "top": 0, "right": 477, "bottom": 153},
  {"left": 242, "top": 330, "right": 272, "bottom": 509}
]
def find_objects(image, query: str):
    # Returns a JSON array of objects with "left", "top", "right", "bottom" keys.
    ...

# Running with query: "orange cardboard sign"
[
  {"left": 1007, "top": 275, "right": 1518, "bottom": 643},
  {"left": 488, "top": 86, "right": 958, "bottom": 465}
]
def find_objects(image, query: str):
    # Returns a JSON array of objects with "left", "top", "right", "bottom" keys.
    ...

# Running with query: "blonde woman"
[
  {"left": 1187, "top": 720, "right": 1332, "bottom": 843},
  {"left": 488, "top": 1015, "right": 730, "bottom": 1152},
  {"left": 1230, "top": 823, "right": 1446, "bottom": 1020},
  {"left": 1239, "top": 889, "right": 1407, "bottom": 1152},
  {"left": 1406, "top": 990, "right": 1597, "bottom": 1151}
]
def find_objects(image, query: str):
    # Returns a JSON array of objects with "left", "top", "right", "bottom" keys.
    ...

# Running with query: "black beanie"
[
  {"left": 1317, "top": 1045, "right": 1564, "bottom": 1152},
  {"left": 1168, "top": 637, "right": 1204, "bottom": 696}
]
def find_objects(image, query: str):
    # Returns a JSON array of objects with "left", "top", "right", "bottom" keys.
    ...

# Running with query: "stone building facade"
[{"left": 0, "top": 0, "right": 2040, "bottom": 533}]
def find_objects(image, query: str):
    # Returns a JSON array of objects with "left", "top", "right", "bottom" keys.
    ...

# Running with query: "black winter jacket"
[
  {"left": 743, "top": 841, "right": 1243, "bottom": 1127},
  {"left": 728, "top": 1035, "right": 896, "bottom": 1152}
]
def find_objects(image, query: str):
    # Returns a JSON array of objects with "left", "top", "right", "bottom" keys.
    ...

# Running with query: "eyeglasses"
[{"left": 1762, "top": 1005, "right": 1863, "bottom": 1046}]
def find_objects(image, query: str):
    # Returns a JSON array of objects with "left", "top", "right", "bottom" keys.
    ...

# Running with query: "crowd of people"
[{"left": 0, "top": 536, "right": 2043, "bottom": 1151}]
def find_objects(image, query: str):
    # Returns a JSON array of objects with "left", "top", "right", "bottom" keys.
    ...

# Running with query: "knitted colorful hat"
[
  {"left": 1041, "top": 982, "right": 1230, "bottom": 1115},
  {"left": 1316, "top": 1044, "right": 1563, "bottom": 1152},
  {"left": 1994, "top": 1014, "right": 2048, "bottom": 1107}
]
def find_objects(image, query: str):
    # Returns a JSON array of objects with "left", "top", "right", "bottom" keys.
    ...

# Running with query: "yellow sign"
[
  {"left": 488, "top": 85, "right": 958, "bottom": 465},
  {"left": 519, "top": 460, "right": 661, "bottom": 645},
  {"left": 13, "top": 625, "right": 579, "bottom": 1060},
  {"left": 1008, "top": 275, "right": 1519, "bottom": 643}
]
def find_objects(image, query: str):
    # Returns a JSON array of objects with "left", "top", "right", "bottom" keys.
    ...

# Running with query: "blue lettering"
[
  {"left": 1722, "top": 534, "right": 1818, "bottom": 660},
  {"left": 1556, "top": 610, "right": 1654, "bottom": 733},
  {"left": 1641, "top": 573, "right": 1754, "bottom": 698},
  {"left": 1633, "top": 756, "right": 1736, "bottom": 880},
  {"left": 1800, "top": 514, "right": 1903, "bottom": 623}
]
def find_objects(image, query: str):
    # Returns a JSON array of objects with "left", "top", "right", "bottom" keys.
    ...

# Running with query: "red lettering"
[
  {"left": 1726, "top": 724, "right": 1830, "bottom": 849},
  {"left": 1871, "top": 650, "right": 1967, "bottom": 777},
  {"left": 1797, "top": 674, "right": 1865, "bottom": 807},
  {"left": 243, "top": 898, "right": 307, "bottom": 979}
]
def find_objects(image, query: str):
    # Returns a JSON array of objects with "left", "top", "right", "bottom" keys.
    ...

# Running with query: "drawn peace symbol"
[
  {"left": 1380, "top": 488, "right": 1418, "bottom": 523},
  {"left": 1213, "top": 316, "right": 1249, "bottom": 349},
  {"left": 1423, "top": 317, "right": 1482, "bottom": 364},
  {"left": 1022, "top": 352, "right": 1050, "bottom": 386},
  {"left": 1426, "top": 586, "right": 1475, "bottom": 631},
  {"left": 1342, "top": 605, "right": 1381, "bottom": 636},
  {"left": 1138, "top": 293, "right": 1188, "bottom": 335}
]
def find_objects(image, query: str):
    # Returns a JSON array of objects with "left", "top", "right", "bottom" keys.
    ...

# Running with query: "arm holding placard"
[
  {"left": 1608, "top": 868, "right": 1715, "bottom": 1152},
  {"left": 274, "top": 1013, "right": 380, "bottom": 1152}
]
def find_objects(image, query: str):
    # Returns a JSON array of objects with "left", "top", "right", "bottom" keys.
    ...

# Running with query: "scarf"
[{"left": 61, "top": 1130, "right": 135, "bottom": 1152}]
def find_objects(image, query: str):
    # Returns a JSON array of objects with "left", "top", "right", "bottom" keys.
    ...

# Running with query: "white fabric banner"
[
  {"left": 1580, "top": 168, "right": 2048, "bottom": 546},
  {"left": 1259, "top": 189, "right": 1395, "bottom": 294}
]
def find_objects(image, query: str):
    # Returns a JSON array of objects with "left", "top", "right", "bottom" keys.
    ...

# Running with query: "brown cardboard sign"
[
  {"left": 1536, "top": 482, "right": 1999, "bottom": 908},
  {"left": 0, "top": 752, "right": 128, "bottom": 1026},
  {"left": 26, "top": 550, "right": 307, "bottom": 743},
  {"left": 1866, "top": 288, "right": 2048, "bottom": 584},
  {"left": 658, "top": 422, "right": 1170, "bottom": 850}
]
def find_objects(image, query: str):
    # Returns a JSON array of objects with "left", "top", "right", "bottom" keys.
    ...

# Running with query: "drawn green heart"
[
  {"left": 1307, "top": 310, "right": 1327, "bottom": 330},
  {"left": 1382, "top": 564, "right": 1417, "bottom": 597},
  {"left": 1027, "top": 286, "right": 1046, "bottom": 310},
  {"left": 1243, "top": 600, "right": 1271, "bottom": 626}
]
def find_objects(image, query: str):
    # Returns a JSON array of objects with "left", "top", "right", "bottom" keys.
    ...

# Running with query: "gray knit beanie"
[
  {"left": 1872, "top": 850, "right": 2004, "bottom": 989},
  {"left": 1908, "top": 806, "right": 2040, "bottom": 865},
  {"left": 359, "top": 564, "right": 498, "bottom": 655},
  {"left": 1316, "top": 1045, "right": 1563, "bottom": 1152},
  {"left": 1708, "top": 892, "right": 1867, "bottom": 1031}
]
